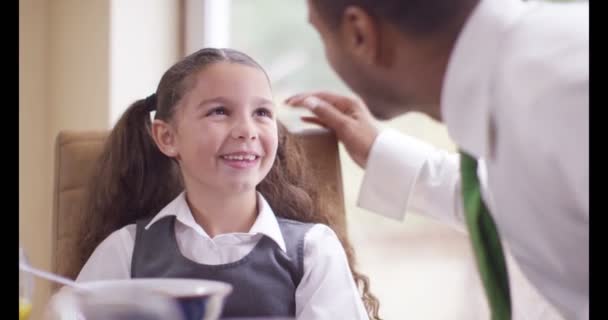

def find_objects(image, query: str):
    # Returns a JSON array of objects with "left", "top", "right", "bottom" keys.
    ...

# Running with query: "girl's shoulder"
[
  {"left": 275, "top": 218, "right": 338, "bottom": 244},
  {"left": 95, "top": 224, "right": 137, "bottom": 253},
  {"left": 275, "top": 217, "right": 316, "bottom": 226},
  {"left": 275, "top": 218, "right": 335, "bottom": 238},
  {"left": 276, "top": 218, "right": 336, "bottom": 234}
]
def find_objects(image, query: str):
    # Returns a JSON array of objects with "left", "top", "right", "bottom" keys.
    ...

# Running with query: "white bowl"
[{"left": 46, "top": 278, "right": 233, "bottom": 320}]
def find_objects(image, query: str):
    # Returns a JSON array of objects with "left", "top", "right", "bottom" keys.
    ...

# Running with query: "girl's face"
[{"left": 167, "top": 62, "right": 278, "bottom": 195}]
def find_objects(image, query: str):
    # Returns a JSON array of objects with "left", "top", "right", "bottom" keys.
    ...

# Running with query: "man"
[{"left": 285, "top": 0, "right": 588, "bottom": 319}]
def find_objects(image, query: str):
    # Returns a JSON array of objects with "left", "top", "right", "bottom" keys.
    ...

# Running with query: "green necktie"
[{"left": 459, "top": 151, "right": 511, "bottom": 320}]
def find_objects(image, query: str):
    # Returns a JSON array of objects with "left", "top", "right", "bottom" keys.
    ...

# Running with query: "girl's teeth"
[{"left": 223, "top": 155, "right": 256, "bottom": 161}]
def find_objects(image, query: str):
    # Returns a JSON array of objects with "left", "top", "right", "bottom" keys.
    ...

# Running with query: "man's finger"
[
  {"left": 305, "top": 97, "right": 351, "bottom": 131},
  {"left": 285, "top": 94, "right": 316, "bottom": 108},
  {"left": 284, "top": 92, "right": 316, "bottom": 105},
  {"left": 285, "top": 92, "right": 351, "bottom": 114},
  {"left": 310, "top": 91, "right": 359, "bottom": 112}
]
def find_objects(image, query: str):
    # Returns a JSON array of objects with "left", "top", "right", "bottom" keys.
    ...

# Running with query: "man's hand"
[{"left": 285, "top": 91, "right": 379, "bottom": 168}]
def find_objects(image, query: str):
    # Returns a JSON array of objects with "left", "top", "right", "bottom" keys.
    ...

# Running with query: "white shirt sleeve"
[
  {"left": 358, "top": 128, "right": 469, "bottom": 230},
  {"left": 295, "top": 224, "right": 369, "bottom": 320},
  {"left": 75, "top": 225, "right": 136, "bottom": 282}
]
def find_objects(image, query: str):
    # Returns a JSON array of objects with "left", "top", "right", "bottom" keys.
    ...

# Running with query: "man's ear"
[
  {"left": 151, "top": 119, "right": 179, "bottom": 158},
  {"left": 341, "top": 6, "right": 398, "bottom": 68},
  {"left": 341, "top": 6, "right": 381, "bottom": 66}
]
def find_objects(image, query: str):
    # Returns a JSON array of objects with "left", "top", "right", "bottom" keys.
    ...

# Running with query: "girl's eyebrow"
[
  {"left": 252, "top": 96, "right": 275, "bottom": 106},
  {"left": 197, "top": 97, "right": 231, "bottom": 108},
  {"left": 197, "top": 96, "right": 275, "bottom": 108}
]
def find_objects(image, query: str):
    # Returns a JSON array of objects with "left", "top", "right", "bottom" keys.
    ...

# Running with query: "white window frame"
[{"left": 183, "top": 0, "right": 231, "bottom": 55}]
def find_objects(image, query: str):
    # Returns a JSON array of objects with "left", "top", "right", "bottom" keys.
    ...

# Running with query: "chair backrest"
[{"left": 52, "top": 128, "right": 346, "bottom": 282}]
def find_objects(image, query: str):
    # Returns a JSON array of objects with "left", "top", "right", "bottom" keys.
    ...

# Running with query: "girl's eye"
[
  {"left": 255, "top": 108, "right": 273, "bottom": 118},
  {"left": 206, "top": 106, "right": 228, "bottom": 117}
]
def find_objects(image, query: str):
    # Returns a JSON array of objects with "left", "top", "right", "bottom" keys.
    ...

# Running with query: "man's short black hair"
[{"left": 310, "top": 0, "right": 478, "bottom": 35}]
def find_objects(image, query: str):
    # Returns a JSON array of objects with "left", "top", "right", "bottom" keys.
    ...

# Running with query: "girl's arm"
[
  {"left": 295, "top": 224, "right": 369, "bottom": 320},
  {"left": 76, "top": 225, "right": 135, "bottom": 282}
]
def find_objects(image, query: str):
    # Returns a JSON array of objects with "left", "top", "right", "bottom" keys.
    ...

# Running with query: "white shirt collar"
[
  {"left": 440, "top": 0, "right": 527, "bottom": 158},
  {"left": 145, "top": 191, "right": 287, "bottom": 252}
]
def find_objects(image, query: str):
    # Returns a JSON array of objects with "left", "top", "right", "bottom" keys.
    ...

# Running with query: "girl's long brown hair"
[{"left": 77, "top": 48, "right": 381, "bottom": 319}]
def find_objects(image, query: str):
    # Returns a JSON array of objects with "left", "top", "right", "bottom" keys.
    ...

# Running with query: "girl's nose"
[{"left": 231, "top": 119, "right": 258, "bottom": 141}]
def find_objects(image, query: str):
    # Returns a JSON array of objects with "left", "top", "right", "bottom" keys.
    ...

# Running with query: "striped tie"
[{"left": 460, "top": 151, "right": 511, "bottom": 320}]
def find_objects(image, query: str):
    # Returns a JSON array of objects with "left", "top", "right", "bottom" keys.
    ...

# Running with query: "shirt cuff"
[{"left": 357, "top": 128, "right": 436, "bottom": 221}]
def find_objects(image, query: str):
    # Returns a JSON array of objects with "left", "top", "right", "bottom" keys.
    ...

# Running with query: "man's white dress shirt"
[
  {"left": 77, "top": 192, "right": 369, "bottom": 320},
  {"left": 358, "top": 0, "right": 588, "bottom": 319}
]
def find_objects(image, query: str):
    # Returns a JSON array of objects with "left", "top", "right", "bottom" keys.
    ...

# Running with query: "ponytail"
[{"left": 76, "top": 97, "right": 182, "bottom": 277}]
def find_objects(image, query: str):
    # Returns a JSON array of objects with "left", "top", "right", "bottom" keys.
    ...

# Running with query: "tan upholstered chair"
[{"left": 52, "top": 128, "right": 346, "bottom": 284}]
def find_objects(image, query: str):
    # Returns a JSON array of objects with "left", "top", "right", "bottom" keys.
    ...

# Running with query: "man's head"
[{"left": 307, "top": 0, "right": 477, "bottom": 120}]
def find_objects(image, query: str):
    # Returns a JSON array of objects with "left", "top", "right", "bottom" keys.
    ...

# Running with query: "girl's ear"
[{"left": 151, "top": 119, "right": 179, "bottom": 158}]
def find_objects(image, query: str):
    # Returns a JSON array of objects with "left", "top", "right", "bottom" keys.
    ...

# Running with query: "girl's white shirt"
[{"left": 77, "top": 191, "right": 369, "bottom": 320}]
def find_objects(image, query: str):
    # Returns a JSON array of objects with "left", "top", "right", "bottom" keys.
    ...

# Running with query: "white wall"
[
  {"left": 109, "top": 0, "right": 181, "bottom": 127},
  {"left": 183, "top": 0, "right": 231, "bottom": 56},
  {"left": 19, "top": 0, "right": 51, "bottom": 316},
  {"left": 20, "top": 1, "right": 111, "bottom": 318}
]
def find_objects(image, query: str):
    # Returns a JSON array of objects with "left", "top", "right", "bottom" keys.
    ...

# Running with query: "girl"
[{"left": 75, "top": 48, "right": 381, "bottom": 319}]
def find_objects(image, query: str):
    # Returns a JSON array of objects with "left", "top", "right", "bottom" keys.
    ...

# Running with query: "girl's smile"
[{"left": 219, "top": 151, "right": 262, "bottom": 169}]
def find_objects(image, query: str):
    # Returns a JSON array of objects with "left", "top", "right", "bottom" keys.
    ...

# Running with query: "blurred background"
[{"left": 20, "top": 0, "right": 571, "bottom": 319}]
